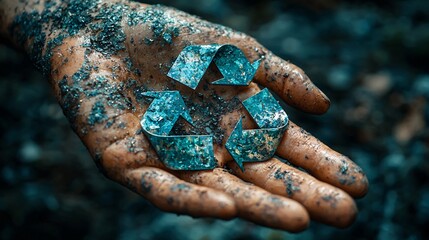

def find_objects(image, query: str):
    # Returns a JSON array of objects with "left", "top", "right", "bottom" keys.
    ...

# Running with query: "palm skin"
[{"left": 1, "top": 0, "right": 368, "bottom": 232}]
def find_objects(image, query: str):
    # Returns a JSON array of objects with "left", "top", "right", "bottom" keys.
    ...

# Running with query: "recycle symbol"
[{"left": 140, "top": 44, "right": 289, "bottom": 171}]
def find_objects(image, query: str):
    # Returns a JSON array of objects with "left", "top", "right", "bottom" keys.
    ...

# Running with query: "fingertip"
[
  {"left": 313, "top": 188, "right": 358, "bottom": 228},
  {"left": 312, "top": 85, "right": 331, "bottom": 115},
  {"left": 255, "top": 56, "right": 331, "bottom": 114},
  {"left": 350, "top": 173, "right": 369, "bottom": 199},
  {"left": 333, "top": 193, "right": 358, "bottom": 228},
  {"left": 289, "top": 67, "right": 331, "bottom": 115},
  {"left": 336, "top": 158, "right": 370, "bottom": 199}
]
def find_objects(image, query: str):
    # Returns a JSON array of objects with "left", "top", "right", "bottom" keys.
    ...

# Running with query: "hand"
[{"left": 2, "top": 0, "right": 368, "bottom": 232}]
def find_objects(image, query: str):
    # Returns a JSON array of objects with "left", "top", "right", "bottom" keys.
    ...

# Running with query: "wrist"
[
  {"left": 0, "top": 0, "right": 148, "bottom": 75},
  {"left": 1, "top": 0, "right": 68, "bottom": 73},
  {"left": 1, "top": 1, "right": 58, "bottom": 48},
  {"left": 0, "top": 0, "right": 103, "bottom": 74}
]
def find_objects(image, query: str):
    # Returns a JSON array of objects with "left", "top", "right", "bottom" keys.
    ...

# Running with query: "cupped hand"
[{"left": 45, "top": 2, "right": 368, "bottom": 232}]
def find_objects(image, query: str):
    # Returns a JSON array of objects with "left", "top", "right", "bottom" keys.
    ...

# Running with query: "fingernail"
[{"left": 318, "top": 88, "right": 330, "bottom": 103}]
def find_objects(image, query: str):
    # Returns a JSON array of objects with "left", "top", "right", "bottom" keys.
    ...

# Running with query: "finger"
[
  {"left": 229, "top": 158, "right": 357, "bottom": 228},
  {"left": 277, "top": 122, "right": 369, "bottom": 198},
  {"left": 179, "top": 168, "right": 309, "bottom": 232},
  {"left": 102, "top": 133, "right": 236, "bottom": 219},
  {"left": 125, "top": 167, "right": 237, "bottom": 219},
  {"left": 176, "top": 30, "right": 330, "bottom": 114},
  {"left": 258, "top": 55, "right": 330, "bottom": 115},
  {"left": 232, "top": 36, "right": 331, "bottom": 114}
]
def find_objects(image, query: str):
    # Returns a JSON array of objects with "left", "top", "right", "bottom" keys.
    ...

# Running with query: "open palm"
[{"left": 38, "top": 2, "right": 370, "bottom": 232}]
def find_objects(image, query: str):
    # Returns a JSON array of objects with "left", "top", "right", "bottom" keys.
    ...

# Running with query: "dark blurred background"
[{"left": 1, "top": 0, "right": 428, "bottom": 239}]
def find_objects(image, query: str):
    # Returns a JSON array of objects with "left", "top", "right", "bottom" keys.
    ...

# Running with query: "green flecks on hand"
[
  {"left": 127, "top": 5, "right": 181, "bottom": 45},
  {"left": 58, "top": 76, "right": 81, "bottom": 129},
  {"left": 274, "top": 169, "right": 301, "bottom": 197},
  {"left": 88, "top": 101, "right": 108, "bottom": 126},
  {"left": 85, "top": 3, "right": 128, "bottom": 55}
]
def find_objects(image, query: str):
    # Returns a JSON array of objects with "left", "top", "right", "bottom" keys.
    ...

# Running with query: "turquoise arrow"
[
  {"left": 141, "top": 91, "right": 193, "bottom": 135},
  {"left": 225, "top": 89, "right": 289, "bottom": 171},
  {"left": 211, "top": 45, "right": 261, "bottom": 86},
  {"left": 226, "top": 118, "right": 285, "bottom": 171},
  {"left": 167, "top": 44, "right": 260, "bottom": 90},
  {"left": 140, "top": 91, "right": 217, "bottom": 170}
]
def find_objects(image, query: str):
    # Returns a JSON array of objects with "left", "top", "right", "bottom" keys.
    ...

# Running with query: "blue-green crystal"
[
  {"left": 167, "top": 44, "right": 260, "bottom": 89},
  {"left": 225, "top": 89, "right": 289, "bottom": 171},
  {"left": 140, "top": 91, "right": 216, "bottom": 170},
  {"left": 242, "top": 88, "right": 288, "bottom": 129}
]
